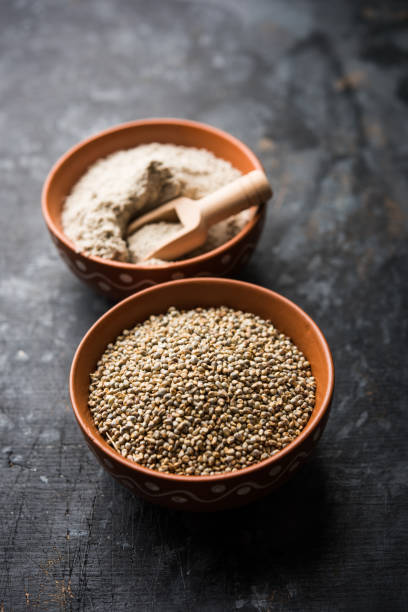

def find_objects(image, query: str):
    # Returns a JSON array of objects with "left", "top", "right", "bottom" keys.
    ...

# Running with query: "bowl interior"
[
  {"left": 45, "top": 120, "right": 261, "bottom": 234},
  {"left": 71, "top": 279, "right": 333, "bottom": 466}
]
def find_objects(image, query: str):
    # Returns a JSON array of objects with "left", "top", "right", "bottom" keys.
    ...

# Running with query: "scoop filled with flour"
[{"left": 62, "top": 143, "right": 251, "bottom": 265}]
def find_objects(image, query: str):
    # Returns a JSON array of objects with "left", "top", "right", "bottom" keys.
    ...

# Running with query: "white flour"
[
  {"left": 128, "top": 221, "right": 183, "bottom": 265},
  {"left": 62, "top": 143, "right": 251, "bottom": 264}
]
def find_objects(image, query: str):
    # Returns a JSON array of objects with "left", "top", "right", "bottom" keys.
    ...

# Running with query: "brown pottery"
[
  {"left": 70, "top": 278, "right": 334, "bottom": 511},
  {"left": 42, "top": 119, "right": 266, "bottom": 300}
]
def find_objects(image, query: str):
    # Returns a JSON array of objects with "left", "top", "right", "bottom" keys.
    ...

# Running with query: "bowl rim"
[
  {"left": 41, "top": 117, "right": 264, "bottom": 271},
  {"left": 70, "top": 278, "right": 334, "bottom": 483}
]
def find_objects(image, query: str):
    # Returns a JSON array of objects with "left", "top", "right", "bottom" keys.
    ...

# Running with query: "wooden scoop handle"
[{"left": 198, "top": 169, "right": 272, "bottom": 227}]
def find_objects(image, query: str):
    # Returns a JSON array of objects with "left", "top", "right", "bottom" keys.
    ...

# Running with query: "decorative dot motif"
[
  {"left": 269, "top": 465, "right": 282, "bottom": 477},
  {"left": 211, "top": 484, "right": 226, "bottom": 494},
  {"left": 172, "top": 495, "right": 187, "bottom": 504},
  {"left": 117, "top": 476, "right": 137, "bottom": 492},
  {"left": 289, "top": 460, "right": 300, "bottom": 472},
  {"left": 171, "top": 272, "right": 185, "bottom": 280},
  {"left": 98, "top": 281, "right": 110, "bottom": 292},
  {"left": 144, "top": 481, "right": 160, "bottom": 492},
  {"left": 313, "top": 427, "right": 321, "bottom": 442},
  {"left": 75, "top": 259, "right": 87, "bottom": 271},
  {"left": 221, "top": 254, "right": 231, "bottom": 265},
  {"left": 236, "top": 486, "right": 251, "bottom": 496},
  {"left": 119, "top": 273, "right": 133, "bottom": 284}
]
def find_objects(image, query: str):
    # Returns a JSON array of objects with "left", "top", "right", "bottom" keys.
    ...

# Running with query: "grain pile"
[{"left": 89, "top": 306, "right": 316, "bottom": 475}]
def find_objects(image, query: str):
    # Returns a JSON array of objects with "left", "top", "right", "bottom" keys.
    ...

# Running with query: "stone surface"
[{"left": 1, "top": 1, "right": 408, "bottom": 610}]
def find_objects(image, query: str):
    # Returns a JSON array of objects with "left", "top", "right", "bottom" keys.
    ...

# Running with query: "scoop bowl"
[{"left": 42, "top": 119, "right": 267, "bottom": 300}]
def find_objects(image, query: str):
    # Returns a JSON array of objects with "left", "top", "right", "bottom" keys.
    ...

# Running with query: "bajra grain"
[{"left": 88, "top": 307, "right": 316, "bottom": 475}]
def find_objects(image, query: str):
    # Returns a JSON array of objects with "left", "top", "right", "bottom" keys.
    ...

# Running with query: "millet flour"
[{"left": 61, "top": 143, "right": 251, "bottom": 265}]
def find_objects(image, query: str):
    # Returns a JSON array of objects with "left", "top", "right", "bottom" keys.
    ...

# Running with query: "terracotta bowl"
[
  {"left": 42, "top": 118, "right": 266, "bottom": 300},
  {"left": 70, "top": 278, "right": 334, "bottom": 512}
]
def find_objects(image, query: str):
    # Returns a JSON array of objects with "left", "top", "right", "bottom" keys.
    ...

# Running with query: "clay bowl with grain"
[
  {"left": 70, "top": 278, "right": 334, "bottom": 512},
  {"left": 42, "top": 118, "right": 267, "bottom": 301}
]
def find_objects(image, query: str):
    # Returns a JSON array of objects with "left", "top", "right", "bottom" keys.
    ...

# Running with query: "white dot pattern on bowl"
[
  {"left": 92, "top": 452, "right": 312, "bottom": 505},
  {"left": 236, "top": 486, "right": 251, "bottom": 496},
  {"left": 75, "top": 259, "right": 87, "bottom": 271},
  {"left": 97, "top": 281, "right": 110, "bottom": 292},
  {"left": 172, "top": 495, "right": 188, "bottom": 504},
  {"left": 144, "top": 481, "right": 160, "bottom": 492},
  {"left": 211, "top": 484, "right": 226, "bottom": 494},
  {"left": 119, "top": 273, "right": 133, "bottom": 284},
  {"left": 289, "top": 461, "right": 300, "bottom": 472}
]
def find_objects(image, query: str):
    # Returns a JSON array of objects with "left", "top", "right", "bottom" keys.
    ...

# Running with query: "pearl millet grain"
[{"left": 88, "top": 307, "right": 316, "bottom": 475}]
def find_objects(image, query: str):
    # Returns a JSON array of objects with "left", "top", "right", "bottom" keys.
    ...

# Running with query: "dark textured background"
[{"left": 1, "top": 1, "right": 407, "bottom": 610}]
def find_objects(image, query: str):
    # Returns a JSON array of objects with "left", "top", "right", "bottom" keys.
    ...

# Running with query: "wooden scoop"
[{"left": 126, "top": 169, "right": 272, "bottom": 261}]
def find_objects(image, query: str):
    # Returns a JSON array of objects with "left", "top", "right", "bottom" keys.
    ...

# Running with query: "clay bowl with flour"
[
  {"left": 70, "top": 278, "right": 334, "bottom": 512},
  {"left": 42, "top": 119, "right": 267, "bottom": 300}
]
